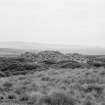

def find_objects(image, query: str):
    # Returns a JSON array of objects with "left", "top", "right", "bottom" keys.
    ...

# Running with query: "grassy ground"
[{"left": 0, "top": 67, "right": 105, "bottom": 105}]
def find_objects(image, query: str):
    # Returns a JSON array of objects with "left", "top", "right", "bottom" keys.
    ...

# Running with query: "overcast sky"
[{"left": 0, "top": 0, "right": 105, "bottom": 47}]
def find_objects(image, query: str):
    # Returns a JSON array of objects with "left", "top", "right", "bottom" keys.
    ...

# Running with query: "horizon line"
[{"left": 0, "top": 41, "right": 104, "bottom": 49}]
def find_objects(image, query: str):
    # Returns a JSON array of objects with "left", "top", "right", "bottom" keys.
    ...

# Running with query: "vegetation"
[{"left": 0, "top": 51, "right": 105, "bottom": 104}]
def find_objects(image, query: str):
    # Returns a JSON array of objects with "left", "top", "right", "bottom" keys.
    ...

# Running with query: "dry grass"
[{"left": 0, "top": 67, "right": 105, "bottom": 105}]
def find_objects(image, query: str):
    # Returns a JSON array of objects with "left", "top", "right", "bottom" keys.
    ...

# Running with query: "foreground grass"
[{"left": 0, "top": 67, "right": 105, "bottom": 105}]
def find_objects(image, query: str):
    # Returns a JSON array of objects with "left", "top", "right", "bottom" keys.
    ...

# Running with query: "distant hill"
[
  {"left": 0, "top": 41, "right": 105, "bottom": 55},
  {"left": 0, "top": 48, "right": 25, "bottom": 57}
]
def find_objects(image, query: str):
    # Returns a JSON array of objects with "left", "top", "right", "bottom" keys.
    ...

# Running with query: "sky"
[{"left": 0, "top": 0, "right": 105, "bottom": 47}]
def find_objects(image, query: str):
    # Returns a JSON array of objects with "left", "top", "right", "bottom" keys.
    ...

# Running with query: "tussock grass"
[{"left": 0, "top": 67, "right": 105, "bottom": 105}]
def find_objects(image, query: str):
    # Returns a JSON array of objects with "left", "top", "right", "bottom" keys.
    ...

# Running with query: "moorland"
[{"left": 0, "top": 50, "right": 105, "bottom": 105}]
